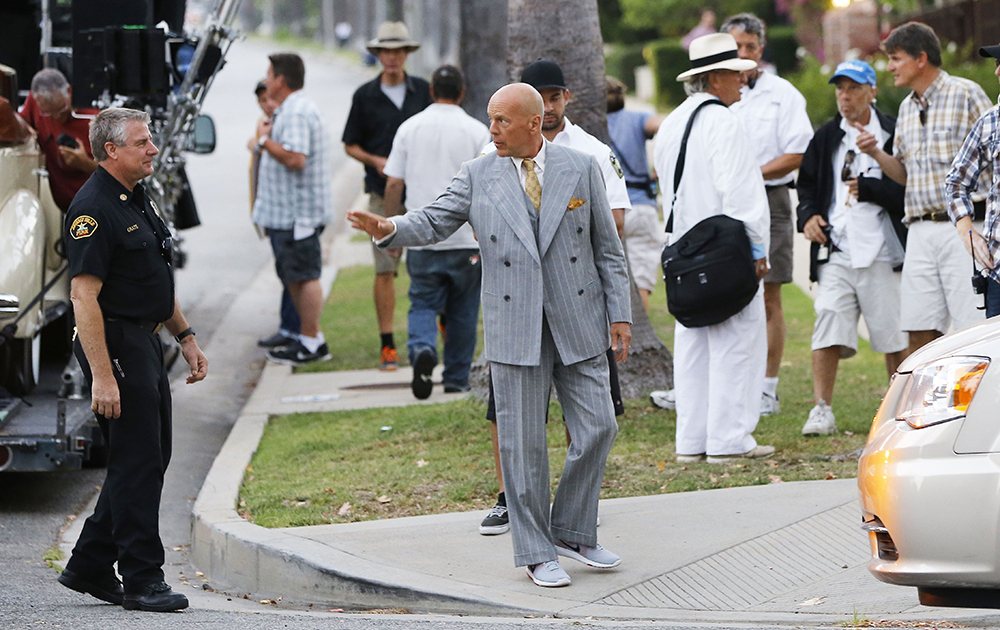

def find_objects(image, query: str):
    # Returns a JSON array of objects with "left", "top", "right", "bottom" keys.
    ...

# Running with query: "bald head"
[{"left": 487, "top": 83, "right": 544, "bottom": 158}]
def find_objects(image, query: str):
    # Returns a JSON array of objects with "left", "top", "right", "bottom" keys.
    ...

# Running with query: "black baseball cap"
[
  {"left": 520, "top": 59, "right": 567, "bottom": 91},
  {"left": 980, "top": 43, "right": 1000, "bottom": 60}
]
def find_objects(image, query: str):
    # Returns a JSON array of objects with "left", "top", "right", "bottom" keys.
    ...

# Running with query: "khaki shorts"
[
  {"left": 369, "top": 193, "right": 402, "bottom": 276},
  {"left": 623, "top": 204, "right": 665, "bottom": 292},
  {"left": 812, "top": 252, "right": 907, "bottom": 358},
  {"left": 764, "top": 185, "right": 794, "bottom": 284}
]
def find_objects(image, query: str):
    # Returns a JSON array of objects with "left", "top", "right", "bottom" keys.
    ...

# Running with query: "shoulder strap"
[{"left": 666, "top": 99, "right": 725, "bottom": 233}]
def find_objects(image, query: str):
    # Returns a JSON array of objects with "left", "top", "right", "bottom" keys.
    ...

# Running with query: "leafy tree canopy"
[{"left": 617, "top": 0, "right": 780, "bottom": 38}]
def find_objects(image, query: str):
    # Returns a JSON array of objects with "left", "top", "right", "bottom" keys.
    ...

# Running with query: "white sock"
[
  {"left": 763, "top": 377, "right": 779, "bottom": 397},
  {"left": 300, "top": 332, "right": 325, "bottom": 353}
]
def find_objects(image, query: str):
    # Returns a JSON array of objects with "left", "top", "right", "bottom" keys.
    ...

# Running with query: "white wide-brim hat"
[
  {"left": 367, "top": 21, "right": 421, "bottom": 53},
  {"left": 676, "top": 33, "right": 758, "bottom": 81}
]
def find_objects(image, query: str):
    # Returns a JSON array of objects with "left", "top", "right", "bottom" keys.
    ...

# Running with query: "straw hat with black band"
[
  {"left": 367, "top": 22, "right": 421, "bottom": 54},
  {"left": 676, "top": 33, "right": 758, "bottom": 82}
]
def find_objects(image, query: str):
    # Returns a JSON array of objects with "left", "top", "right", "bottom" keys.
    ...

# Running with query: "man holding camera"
[
  {"left": 18, "top": 68, "right": 97, "bottom": 211},
  {"left": 796, "top": 61, "right": 907, "bottom": 437}
]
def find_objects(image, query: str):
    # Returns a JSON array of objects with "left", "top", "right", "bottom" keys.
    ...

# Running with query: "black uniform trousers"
[{"left": 66, "top": 319, "right": 172, "bottom": 592}]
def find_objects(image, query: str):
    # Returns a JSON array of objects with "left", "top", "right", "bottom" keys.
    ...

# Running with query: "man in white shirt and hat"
[{"left": 653, "top": 33, "right": 774, "bottom": 463}]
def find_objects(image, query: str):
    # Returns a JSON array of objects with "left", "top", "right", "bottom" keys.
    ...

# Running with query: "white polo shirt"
[
  {"left": 729, "top": 70, "right": 813, "bottom": 186},
  {"left": 383, "top": 103, "right": 491, "bottom": 251},
  {"left": 483, "top": 117, "right": 632, "bottom": 212}
]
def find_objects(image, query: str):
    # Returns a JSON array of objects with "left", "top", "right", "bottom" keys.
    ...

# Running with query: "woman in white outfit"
[{"left": 652, "top": 33, "right": 775, "bottom": 463}]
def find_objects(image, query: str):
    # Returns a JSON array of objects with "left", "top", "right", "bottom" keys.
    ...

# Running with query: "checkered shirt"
[
  {"left": 946, "top": 104, "right": 1000, "bottom": 282},
  {"left": 892, "top": 70, "right": 993, "bottom": 221},
  {"left": 253, "top": 91, "right": 333, "bottom": 230}
]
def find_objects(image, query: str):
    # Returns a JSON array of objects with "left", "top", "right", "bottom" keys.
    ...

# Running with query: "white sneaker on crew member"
[{"left": 802, "top": 400, "right": 837, "bottom": 436}]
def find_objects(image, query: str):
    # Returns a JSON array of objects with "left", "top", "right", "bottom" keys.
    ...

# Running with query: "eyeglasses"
[{"left": 841, "top": 149, "right": 856, "bottom": 182}]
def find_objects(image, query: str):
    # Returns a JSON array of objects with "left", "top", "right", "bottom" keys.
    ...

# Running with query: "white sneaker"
[
  {"left": 760, "top": 392, "right": 780, "bottom": 415},
  {"left": 676, "top": 453, "right": 706, "bottom": 463},
  {"left": 803, "top": 401, "right": 837, "bottom": 436},
  {"left": 650, "top": 389, "right": 675, "bottom": 410},
  {"left": 706, "top": 445, "right": 776, "bottom": 463},
  {"left": 526, "top": 560, "right": 571, "bottom": 587},
  {"left": 555, "top": 540, "right": 622, "bottom": 568}
]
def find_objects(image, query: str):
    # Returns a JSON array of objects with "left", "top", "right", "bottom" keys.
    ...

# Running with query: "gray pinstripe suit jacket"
[{"left": 384, "top": 142, "right": 631, "bottom": 367}]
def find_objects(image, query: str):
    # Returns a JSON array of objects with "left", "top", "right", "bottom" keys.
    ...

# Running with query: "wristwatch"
[
  {"left": 257, "top": 135, "right": 269, "bottom": 148},
  {"left": 174, "top": 327, "right": 195, "bottom": 343}
]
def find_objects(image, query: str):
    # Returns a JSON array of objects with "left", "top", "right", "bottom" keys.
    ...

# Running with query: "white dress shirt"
[
  {"left": 511, "top": 139, "right": 547, "bottom": 191},
  {"left": 828, "top": 108, "right": 891, "bottom": 268},
  {"left": 653, "top": 93, "right": 769, "bottom": 254},
  {"left": 729, "top": 70, "right": 814, "bottom": 186}
]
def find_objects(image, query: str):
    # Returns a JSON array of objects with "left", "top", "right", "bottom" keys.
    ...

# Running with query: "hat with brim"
[
  {"left": 676, "top": 33, "right": 758, "bottom": 82},
  {"left": 367, "top": 22, "right": 420, "bottom": 54},
  {"left": 979, "top": 43, "right": 1000, "bottom": 60}
]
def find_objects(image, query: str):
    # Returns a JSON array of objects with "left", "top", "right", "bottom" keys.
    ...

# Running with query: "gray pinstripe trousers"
[{"left": 491, "top": 318, "right": 619, "bottom": 567}]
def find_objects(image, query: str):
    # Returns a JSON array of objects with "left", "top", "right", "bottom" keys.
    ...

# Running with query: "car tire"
[{"left": 0, "top": 335, "right": 40, "bottom": 396}]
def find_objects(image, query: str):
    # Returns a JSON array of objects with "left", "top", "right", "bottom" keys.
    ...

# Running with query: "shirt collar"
[
  {"left": 919, "top": 69, "right": 948, "bottom": 105},
  {"left": 273, "top": 90, "right": 303, "bottom": 117},
  {"left": 553, "top": 117, "right": 575, "bottom": 143},
  {"left": 95, "top": 166, "right": 144, "bottom": 204},
  {"left": 511, "top": 138, "right": 548, "bottom": 174}
]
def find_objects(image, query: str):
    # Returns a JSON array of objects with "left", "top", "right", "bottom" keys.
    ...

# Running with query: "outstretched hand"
[{"left": 347, "top": 210, "right": 396, "bottom": 241}]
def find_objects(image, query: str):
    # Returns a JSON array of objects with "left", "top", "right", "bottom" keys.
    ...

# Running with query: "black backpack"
[{"left": 660, "top": 100, "right": 759, "bottom": 328}]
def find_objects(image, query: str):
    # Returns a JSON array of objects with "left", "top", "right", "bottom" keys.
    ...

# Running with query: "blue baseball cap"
[{"left": 828, "top": 60, "right": 877, "bottom": 87}]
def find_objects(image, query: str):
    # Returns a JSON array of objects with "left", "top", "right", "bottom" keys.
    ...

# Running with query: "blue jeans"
[
  {"left": 280, "top": 288, "right": 301, "bottom": 335},
  {"left": 405, "top": 249, "right": 482, "bottom": 389},
  {"left": 987, "top": 277, "right": 1000, "bottom": 318}
]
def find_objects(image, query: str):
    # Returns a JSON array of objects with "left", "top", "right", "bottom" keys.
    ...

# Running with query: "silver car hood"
[{"left": 897, "top": 316, "right": 1000, "bottom": 373}]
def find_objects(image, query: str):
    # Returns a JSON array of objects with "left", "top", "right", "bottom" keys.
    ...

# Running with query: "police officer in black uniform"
[{"left": 57, "top": 108, "right": 207, "bottom": 613}]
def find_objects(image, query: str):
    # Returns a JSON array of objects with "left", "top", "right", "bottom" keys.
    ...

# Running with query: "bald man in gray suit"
[{"left": 349, "top": 83, "right": 631, "bottom": 588}]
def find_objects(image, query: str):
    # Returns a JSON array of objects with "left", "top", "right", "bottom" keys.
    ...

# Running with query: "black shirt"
[
  {"left": 65, "top": 167, "right": 175, "bottom": 322},
  {"left": 341, "top": 73, "right": 432, "bottom": 196}
]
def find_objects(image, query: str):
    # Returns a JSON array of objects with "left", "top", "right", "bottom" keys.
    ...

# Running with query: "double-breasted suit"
[{"left": 383, "top": 141, "right": 631, "bottom": 566}]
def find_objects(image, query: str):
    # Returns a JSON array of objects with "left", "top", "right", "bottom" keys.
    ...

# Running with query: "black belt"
[
  {"left": 765, "top": 183, "right": 792, "bottom": 190},
  {"left": 106, "top": 317, "right": 163, "bottom": 334},
  {"left": 914, "top": 213, "right": 950, "bottom": 222}
]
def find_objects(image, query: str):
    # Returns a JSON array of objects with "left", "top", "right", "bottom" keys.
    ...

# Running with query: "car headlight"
[{"left": 896, "top": 356, "right": 989, "bottom": 429}]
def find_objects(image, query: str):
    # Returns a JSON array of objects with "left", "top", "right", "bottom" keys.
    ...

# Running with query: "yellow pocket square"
[{"left": 567, "top": 198, "right": 586, "bottom": 211}]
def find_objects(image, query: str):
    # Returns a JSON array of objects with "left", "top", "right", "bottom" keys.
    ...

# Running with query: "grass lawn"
[{"left": 241, "top": 276, "right": 889, "bottom": 528}]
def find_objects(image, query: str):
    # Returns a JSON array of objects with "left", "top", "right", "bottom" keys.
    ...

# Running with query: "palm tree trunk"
[{"left": 459, "top": 1, "right": 507, "bottom": 125}]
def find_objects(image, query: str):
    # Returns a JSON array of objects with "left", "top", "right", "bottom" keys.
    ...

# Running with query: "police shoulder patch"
[
  {"left": 70, "top": 215, "right": 98, "bottom": 240},
  {"left": 609, "top": 152, "right": 624, "bottom": 178}
]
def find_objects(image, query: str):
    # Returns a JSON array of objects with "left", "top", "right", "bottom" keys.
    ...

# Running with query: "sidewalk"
[{"left": 181, "top": 218, "right": 998, "bottom": 624}]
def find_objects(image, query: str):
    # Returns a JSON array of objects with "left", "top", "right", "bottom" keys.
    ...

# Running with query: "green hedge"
[
  {"left": 605, "top": 42, "right": 649, "bottom": 92},
  {"left": 787, "top": 41, "right": 1000, "bottom": 128},
  {"left": 767, "top": 25, "right": 799, "bottom": 76},
  {"left": 644, "top": 37, "right": 689, "bottom": 109}
]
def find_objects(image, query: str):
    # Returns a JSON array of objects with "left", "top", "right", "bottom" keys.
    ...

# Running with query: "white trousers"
[{"left": 674, "top": 288, "right": 767, "bottom": 456}]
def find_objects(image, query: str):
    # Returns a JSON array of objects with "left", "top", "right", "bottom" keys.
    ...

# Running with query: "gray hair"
[
  {"left": 89, "top": 108, "right": 151, "bottom": 162},
  {"left": 721, "top": 13, "right": 766, "bottom": 46},
  {"left": 30, "top": 68, "right": 70, "bottom": 99},
  {"left": 684, "top": 73, "right": 713, "bottom": 96}
]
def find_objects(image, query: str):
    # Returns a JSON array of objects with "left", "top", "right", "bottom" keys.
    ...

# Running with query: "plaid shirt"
[
  {"left": 946, "top": 104, "right": 1000, "bottom": 282},
  {"left": 253, "top": 91, "right": 333, "bottom": 230},
  {"left": 893, "top": 70, "right": 993, "bottom": 221}
]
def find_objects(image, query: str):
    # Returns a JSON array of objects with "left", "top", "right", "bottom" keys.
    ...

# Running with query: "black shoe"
[
  {"left": 479, "top": 501, "right": 509, "bottom": 535},
  {"left": 257, "top": 332, "right": 296, "bottom": 348},
  {"left": 58, "top": 568, "right": 124, "bottom": 605},
  {"left": 267, "top": 340, "right": 331, "bottom": 366},
  {"left": 122, "top": 582, "right": 189, "bottom": 612},
  {"left": 411, "top": 349, "right": 435, "bottom": 400},
  {"left": 443, "top": 383, "right": 470, "bottom": 394}
]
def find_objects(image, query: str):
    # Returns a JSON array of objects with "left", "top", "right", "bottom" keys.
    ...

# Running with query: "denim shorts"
[{"left": 269, "top": 226, "right": 324, "bottom": 284}]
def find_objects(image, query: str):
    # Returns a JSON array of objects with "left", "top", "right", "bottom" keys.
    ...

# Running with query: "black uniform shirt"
[
  {"left": 65, "top": 167, "right": 175, "bottom": 322},
  {"left": 341, "top": 73, "right": 431, "bottom": 196}
]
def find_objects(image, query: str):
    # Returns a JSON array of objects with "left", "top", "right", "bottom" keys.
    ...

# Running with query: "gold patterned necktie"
[{"left": 523, "top": 158, "right": 541, "bottom": 211}]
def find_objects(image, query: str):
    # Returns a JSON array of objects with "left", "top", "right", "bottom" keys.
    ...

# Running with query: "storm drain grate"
[{"left": 600, "top": 502, "right": 870, "bottom": 610}]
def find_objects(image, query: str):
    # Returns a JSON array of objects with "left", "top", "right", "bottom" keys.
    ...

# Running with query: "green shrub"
[
  {"left": 644, "top": 37, "right": 689, "bottom": 109},
  {"left": 767, "top": 25, "right": 799, "bottom": 75},
  {"left": 605, "top": 42, "right": 649, "bottom": 92},
  {"left": 787, "top": 41, "right": 998, "bottom": 129}
]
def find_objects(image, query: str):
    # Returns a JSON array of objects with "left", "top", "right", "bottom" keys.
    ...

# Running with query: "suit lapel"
[
  {"left": 487, "top": 156, "right": 540, "bottom": 265},
  {"left": 538, "top": 146, "right": 580, "bottom": 258}
]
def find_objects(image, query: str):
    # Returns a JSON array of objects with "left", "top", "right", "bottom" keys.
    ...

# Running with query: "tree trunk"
[{"left": 458, "top": 1, "right": 507, "bottom": 125}]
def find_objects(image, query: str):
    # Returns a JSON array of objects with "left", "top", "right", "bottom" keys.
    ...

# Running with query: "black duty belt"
[
  {"left": 765, "top": 183, "right": 792, "bottom": 190},
  {"left": 106, "top": 317, "right": 163, "bottom": 334}
]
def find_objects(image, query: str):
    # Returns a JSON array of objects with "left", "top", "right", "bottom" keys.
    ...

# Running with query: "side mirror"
[
  {"left": 0, "top": 294, "right": 19, "bottom": 321},
  {"left": 186, "top": 114, "right": 216, "bottom": 154}
]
